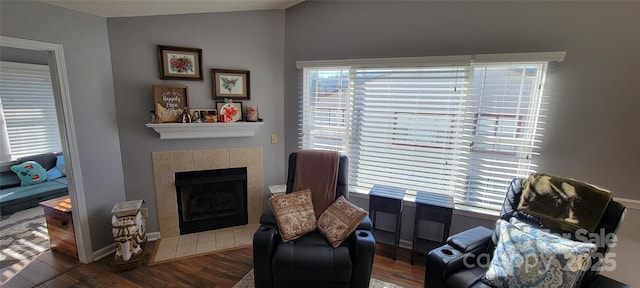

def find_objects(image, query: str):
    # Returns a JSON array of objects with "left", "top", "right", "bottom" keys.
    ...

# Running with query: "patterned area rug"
[
  {"left": 233, "top": 269, "right": 404, "bottom": 288},
  {"left": 0, "top": 207, "right": 51, "bottom": 268}
]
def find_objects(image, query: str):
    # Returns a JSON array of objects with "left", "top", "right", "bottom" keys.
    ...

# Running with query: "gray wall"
[
  {"left": 107, "top": 10, "right": 286, "bottom": 233},
  {"left": 284, "top": 1, "right": 640, "bottom": 201},
  {"left": 284, "top": 1, "right": 639, "bottom": 286},
  {"left": 1, "top": 1, "right": 126, "bottom": 251}
]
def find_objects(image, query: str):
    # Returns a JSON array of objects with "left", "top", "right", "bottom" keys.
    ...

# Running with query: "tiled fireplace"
[{"left": 152, "top": 147, "right": 264, "bottom": 237}]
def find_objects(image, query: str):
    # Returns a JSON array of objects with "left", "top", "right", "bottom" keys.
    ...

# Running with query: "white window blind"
[
  {"left": 299, "top": 53, "right": 560, "bottom": 214},
  {"left": 349, "top": 66, "right": 470, "bottom": 196},
  {"left": 300, "top": 67, "right": 351, "bottom": 153},
  {"left": 457, "top": 62, "right": 548, "bottom": 212},
  {"left": 0, "top": 61, "right": 62, "bottom": 161}
]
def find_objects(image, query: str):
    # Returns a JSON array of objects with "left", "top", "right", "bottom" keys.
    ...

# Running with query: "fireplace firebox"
[{"left": 175, "top": 167, "right": 248, "bottom": 235}]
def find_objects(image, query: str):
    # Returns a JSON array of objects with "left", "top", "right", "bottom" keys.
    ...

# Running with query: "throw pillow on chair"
[
  {"left": 268, "top": 188, "right": 317, "bottom": 242},
  {"left": 318, "top": 195, "right": 368, "bottom": 248}
]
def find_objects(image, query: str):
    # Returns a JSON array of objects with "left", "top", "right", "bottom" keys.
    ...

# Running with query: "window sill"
[
  {"left": 348, "top": 187, "right": 499, "bottom": 218},
  {"left": 0, "top": 160, "right": 17, "bottom": 172},
  {"left": 270, "top": 183, "right": 500, "bottom": 219}
]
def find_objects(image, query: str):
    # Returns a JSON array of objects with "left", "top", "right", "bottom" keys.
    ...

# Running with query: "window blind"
[
  {"left": 0, "top": 61, "right": 62, "bottom": 160},
  {"left": 457, "top": 62, "right": 548, "bottom": 212},
  {"left": 299, "top": 53, "right": 559, "bottom": 214},
  {"left": 348, "top": 66, "right": 470, "bottom": 195},
  {"left": 299, "top": 67, "right": 351, "bottom": 153}
]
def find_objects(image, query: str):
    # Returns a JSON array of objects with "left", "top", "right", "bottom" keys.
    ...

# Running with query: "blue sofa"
[{"left": 0, "top": 153, "right": 68, "bottom": 216}]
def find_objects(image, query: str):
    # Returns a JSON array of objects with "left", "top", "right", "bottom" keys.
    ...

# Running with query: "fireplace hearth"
[{"left": 175, "top": 167, "right": 248, "bottom": 235}]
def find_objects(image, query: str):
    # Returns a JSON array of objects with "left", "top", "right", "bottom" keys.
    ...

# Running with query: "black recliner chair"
[
  {"left": 253, "top": 152, "right": 376, "bottom": 288},
  {"left": 425, "top": 178, "right": 628, "bottom": 288}
]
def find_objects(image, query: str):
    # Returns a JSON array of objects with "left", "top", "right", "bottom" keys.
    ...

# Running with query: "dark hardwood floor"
[{"left": 3, "top": 241, "right": 426, "bottom": 288}]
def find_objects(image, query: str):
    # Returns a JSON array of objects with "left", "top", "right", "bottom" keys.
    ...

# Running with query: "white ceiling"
[{"left": 41, "top": 0, "right": 304, "bottom": 18}]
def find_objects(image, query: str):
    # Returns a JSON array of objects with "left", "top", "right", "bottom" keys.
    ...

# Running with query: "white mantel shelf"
[{"left": 146, "top": 122, "right": 264, "bottom": 139}]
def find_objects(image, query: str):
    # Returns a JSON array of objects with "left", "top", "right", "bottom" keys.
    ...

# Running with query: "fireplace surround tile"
[
  {"left": 229, "top": 147, "right": 247, "bottom": 168},
  {"left": 172, "top": 151, "right": 194, "bottom": 172},
  {"left": 176, "top": 246, "right": 197, "bottom": 258},
  {"left": 248, "top": 185, "right": 262, "bottom": 223},
  {"left": 158, "top": 213, "right": 180, "bottom": 238},
  {"left": 154, "top": 236, "right": 179, "bottom": 262},
  {"left": 217, "top": 229, "right": 234, "bottom": 240},
  {"left": 235, "top": 234, "right": 253, "bottom": 246},
  {"left": 247, "top": 147, "right": 262, "bottom": 167},
  {"left": 152, "top": 152, "right": 174, "bottom": 174},
  {"left": 247, "top": 166, "right": 263, "bottom": 188},
  {"left": 196, "top": 238, "right": 216, "bottom": 254},
  {"left": 153, "top": 174, "right": 176, "bottom": 208},
  {"left": 176, "top": 233, "right": 198, "bottom": 257},
  {"left": 153, "top": 224, "right": 260, "bottom": 263},
  {"left": 218, "top": 238, "right": 237, "bottom": 250},
  {"left": 154, "top": 171, "right": 180, "bottom": 236},
  {"left": 198, "top": 230, "right": 216, "bottom": 241},
  {"left": 192, "top": 149, "right": 213, "bottom": 170},
  {"left": 211, "top": 149, "right": 230, "bottom": 169},
  {"left": 153, "top": 147, "right": 263, "bottom": 238}
]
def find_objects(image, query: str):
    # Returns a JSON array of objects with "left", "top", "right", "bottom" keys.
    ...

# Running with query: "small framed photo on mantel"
[
  {"left": 158, "top": 45, "right": 203, "bottom": 81},
  {"left": 211, "top": 69, "right": 250, "bottom": 100},
  {"left": 190, "top": 108, "right": 218, "bottom": 123}
]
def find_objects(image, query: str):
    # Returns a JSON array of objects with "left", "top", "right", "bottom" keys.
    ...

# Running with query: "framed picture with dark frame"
[
  {"left": 158, "top": 45, "right": 203, "bottom": 80},
  {"left": 152, "top": 84, "right": 189, "bottom": 123},
  {"left": 211, "top": 69, "right": 250, "bottom": 100},
  {"left": 216, "top": 101, "right": 243, "bottom": 122}
]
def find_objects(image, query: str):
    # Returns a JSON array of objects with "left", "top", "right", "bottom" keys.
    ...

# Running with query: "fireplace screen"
[{"left": 175, "top": 167, "right": 248, "bottom": 234}]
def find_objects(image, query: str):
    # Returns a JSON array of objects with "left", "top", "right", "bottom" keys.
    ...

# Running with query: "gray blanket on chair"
[{"left": 517, "top": 173, "right": 612, "bottom": 233}]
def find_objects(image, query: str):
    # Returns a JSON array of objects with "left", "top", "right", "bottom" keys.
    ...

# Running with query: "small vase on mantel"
[{"left": 246, "top": 106, "right": 259, "bottom": 122}]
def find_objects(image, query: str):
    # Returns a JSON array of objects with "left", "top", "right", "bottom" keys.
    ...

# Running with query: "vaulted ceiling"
[{"left": 41, "top": 0, "right": 304, "bottom": 18}]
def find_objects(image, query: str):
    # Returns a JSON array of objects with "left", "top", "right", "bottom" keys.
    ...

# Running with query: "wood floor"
[{"left": 3, "top": 241, "right": 427, "bottom": 288}]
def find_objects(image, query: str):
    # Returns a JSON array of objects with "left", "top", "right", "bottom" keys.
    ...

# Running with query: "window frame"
[
  {"left": 0, "top": 61, "right": 63, "bottom": 163},
  {"left": 297, "top": 52, "right": 564, "bottom": 215}
]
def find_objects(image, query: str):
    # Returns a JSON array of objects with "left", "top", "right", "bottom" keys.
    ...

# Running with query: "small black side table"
[
  {"left": 369, "top": 185, "right": 404, "bottom": 260},
  {"left": 412, "top": 191, "right": 453, "bottom": 265}
]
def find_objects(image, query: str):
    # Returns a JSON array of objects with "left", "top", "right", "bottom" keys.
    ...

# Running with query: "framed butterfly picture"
[{"left": 211, "top": 69, "right": 250, "bottom": 100}]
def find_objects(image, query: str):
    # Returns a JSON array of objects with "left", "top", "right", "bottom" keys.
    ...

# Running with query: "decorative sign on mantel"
[{"left": 153, "top": 84, "right": 189, "bottom": 123}]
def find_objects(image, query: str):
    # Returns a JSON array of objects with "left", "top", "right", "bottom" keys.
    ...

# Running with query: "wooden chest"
[{"left": 40, "top": 196, "right": 78, "bottom": 260}]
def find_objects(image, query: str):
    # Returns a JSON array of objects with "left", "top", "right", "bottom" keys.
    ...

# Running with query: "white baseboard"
[
  {"left": 91, "top": 232, "right": 161, "bottom": 262},
  {"left": 92, "top": 243, "right": 116, "bottom": 261},
  {"left": 399, "top": 239, "right": 413, "bottom": 250},
  {"left": 147, "top": 232, "right": 161, "bottom": 241},
  {"left": 615, "top": 197, "right": 640, "bottom": 210}
]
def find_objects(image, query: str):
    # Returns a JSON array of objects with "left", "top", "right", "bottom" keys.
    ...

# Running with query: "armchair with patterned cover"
[{"left": 425, "top": 177, "right": 628, "bottom": 288}]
